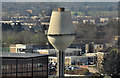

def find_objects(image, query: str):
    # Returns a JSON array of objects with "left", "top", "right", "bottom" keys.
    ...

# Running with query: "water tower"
[{"left": 47, "top": 7, "right": 75, "bottom": 77}]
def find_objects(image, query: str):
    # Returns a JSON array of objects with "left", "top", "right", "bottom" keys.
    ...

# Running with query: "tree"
[
  {"left": 13, "top": 22, "right": 24, "bottom": 32},
  {"left": 31, "top": 31, "right": 47, "bottom": 45},
  {"left": 2, "top": 23, "right": 13, "bottom": 31},
  {"left": 101, "top": 49, "right": 120, "bottom": 78},
  {"left": 2, "top": 30, "right": 17, "bottom": 46},
  {"left": 16, "top": 30, "right": 33, "bottom": 44},
  {"left": 74, "top": 22, "right": 96, "bottom": 39},
  {"left": 2, "top": 30, "right": 48, "bottom": 46},
  {"left": 74, "top": 12, "right": 78, "bottom": 16}
]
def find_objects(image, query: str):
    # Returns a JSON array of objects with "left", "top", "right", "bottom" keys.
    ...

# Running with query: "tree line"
[
  {"left": 2, "top": 23, "right": 47, "bottom": 47},
  {"left": 74, "top": 20, "right": 118, "bottom": 43},
  {"left": 2, "top": 19, "right": 118, "bottom": 47}
]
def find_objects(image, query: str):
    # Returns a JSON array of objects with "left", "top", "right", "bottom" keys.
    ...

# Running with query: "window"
[
  {"left": 28, "top": 63, "right": 32, "bottom": 68},
  {"left": 38, "top": 63, "right": 43, "bottom": 67}
]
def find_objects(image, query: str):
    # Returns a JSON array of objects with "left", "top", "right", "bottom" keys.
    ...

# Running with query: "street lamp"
[{"left": 47, "top": 7, "right": 75, "bottom": 77}]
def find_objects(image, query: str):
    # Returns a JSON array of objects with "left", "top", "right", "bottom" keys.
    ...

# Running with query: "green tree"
[
  {"left": 2, "top": 30, "right": 17, "bottom": 47},
  {"left": 101, "top": 49, "right": 120, "bottom": 78},
  {"left": 31, "top": 32, "right": 47, "bottom": 45},
  {"left": 16, "top": 30, "right": 33, "bottom": 44}
]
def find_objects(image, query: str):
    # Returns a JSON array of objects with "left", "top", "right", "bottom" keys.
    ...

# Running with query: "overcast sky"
[{"left": 1, "top": 0, "right": 120, "bottom": 2}]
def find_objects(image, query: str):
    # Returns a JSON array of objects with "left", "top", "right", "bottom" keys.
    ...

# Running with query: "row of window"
[{"left": 2, "top": 63, "right": 48, "bottom": 77}]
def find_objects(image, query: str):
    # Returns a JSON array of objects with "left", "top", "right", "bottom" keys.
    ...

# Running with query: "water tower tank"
[{"left": 47, "top": 8, "right": 75, "bottom": 51}]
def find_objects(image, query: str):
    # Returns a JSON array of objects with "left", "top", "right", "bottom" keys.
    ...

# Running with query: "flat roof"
[{"left": 1, "top": 52, "right": 52, "bottom": 59}]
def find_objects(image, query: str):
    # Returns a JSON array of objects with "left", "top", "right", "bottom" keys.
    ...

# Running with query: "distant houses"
[
  {"left": 8, "top": 42, "right": 105, "bottom": 66},
  {"left": 1, "top": 15, "right": 116, "bottom": 30}
]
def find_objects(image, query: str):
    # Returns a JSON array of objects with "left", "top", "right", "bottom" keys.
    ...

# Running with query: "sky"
[{"left": 1, "top": 0, "right": 120, "bottom": 2}]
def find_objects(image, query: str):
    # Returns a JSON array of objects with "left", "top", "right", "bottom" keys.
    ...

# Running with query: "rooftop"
[{"left": 1, "top": 52, "right": 52, "bottom": 59}]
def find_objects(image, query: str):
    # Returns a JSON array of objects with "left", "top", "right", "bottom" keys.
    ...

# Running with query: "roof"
[
  {"left": 1, "top": 52, "right": 52, "bottom": 59},
  {"left": 103, "top": 47, "right": 113, "bottom": 52}
]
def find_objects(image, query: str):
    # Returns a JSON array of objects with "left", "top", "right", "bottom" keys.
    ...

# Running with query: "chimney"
[{"left": 58, "top": 7, "right": 65, "bottom": 12}]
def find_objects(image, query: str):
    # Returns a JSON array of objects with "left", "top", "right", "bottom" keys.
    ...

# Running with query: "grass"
[
  {"left": 88, "top": 65, "right": 97, "bottom": 68},
  {"left": 65, "top": 68, "right": 89, "bottom": 75}
]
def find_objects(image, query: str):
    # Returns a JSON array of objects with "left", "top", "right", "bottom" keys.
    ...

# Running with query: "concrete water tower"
[{"left": 47, "top": 7, "right": 75, "bottom": 77}]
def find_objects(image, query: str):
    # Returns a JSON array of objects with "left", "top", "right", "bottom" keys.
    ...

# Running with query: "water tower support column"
[{"left": 57, "top": 50, "right": 65, "bottom": 77}]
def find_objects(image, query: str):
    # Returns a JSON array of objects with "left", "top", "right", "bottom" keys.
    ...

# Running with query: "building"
[
  {"left": 10, "top": 44, "right": 33, "bottom": 53},
  {"left": 49, "top": 57, "right": 72, "bottom": 65},
  {"left": 97, "top": 52, "right": 104, "bottom": 71},
  {"left": 86, "top": 43, "right": 104, "bottom": 53},
  {"left": 34, "top": 48, "right": 84, "bottom": 56},
  {"left": 73, "top": 20, "right": 79, "bottom": 24},
  {"left": 1, "top": 52, "right": 51, "bottom": 78},
  {"left": 49, "top": 56, "right": 97, "bottom": 66},
  {"left": 41, "top": 22, "right": 50, "bottom": 26},
  {"left": 100, "top": 18, "right": 109, "bottom": 23},
  {"left": 97, "top": 47, "right": 114, "bottom": 71},
  {"left": 34, "top": 43, "right": 104, "bottom": 56},
  {"left": 10, "top": 44, "right": 47, "bottom": 53}
]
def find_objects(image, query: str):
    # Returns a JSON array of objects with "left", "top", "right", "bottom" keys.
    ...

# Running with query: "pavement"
[{"left": 87, "top": 67, "right": 99, "bottom": 73}]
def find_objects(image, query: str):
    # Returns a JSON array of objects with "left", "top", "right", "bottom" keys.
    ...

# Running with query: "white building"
[
  {"left": 100, "top": 18, "right": 109, "bottom": 23},
  {"left": 10, "top": 44, "right": 33, "bottom": 53},
  {"left": 33, "top": 48, "right": 83, "bottom": 56}
]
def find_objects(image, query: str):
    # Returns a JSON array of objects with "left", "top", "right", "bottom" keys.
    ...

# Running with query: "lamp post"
[{"left": 47, "top": 7, "right": 75, "bottom": 77}]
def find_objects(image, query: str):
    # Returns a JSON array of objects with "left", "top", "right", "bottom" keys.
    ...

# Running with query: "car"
[
  {"left": 50, "top": 66, "right": 56, "bottom": 71},
  {"left": 71, "top": 66, "right": 81, "bottom": 70}
]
